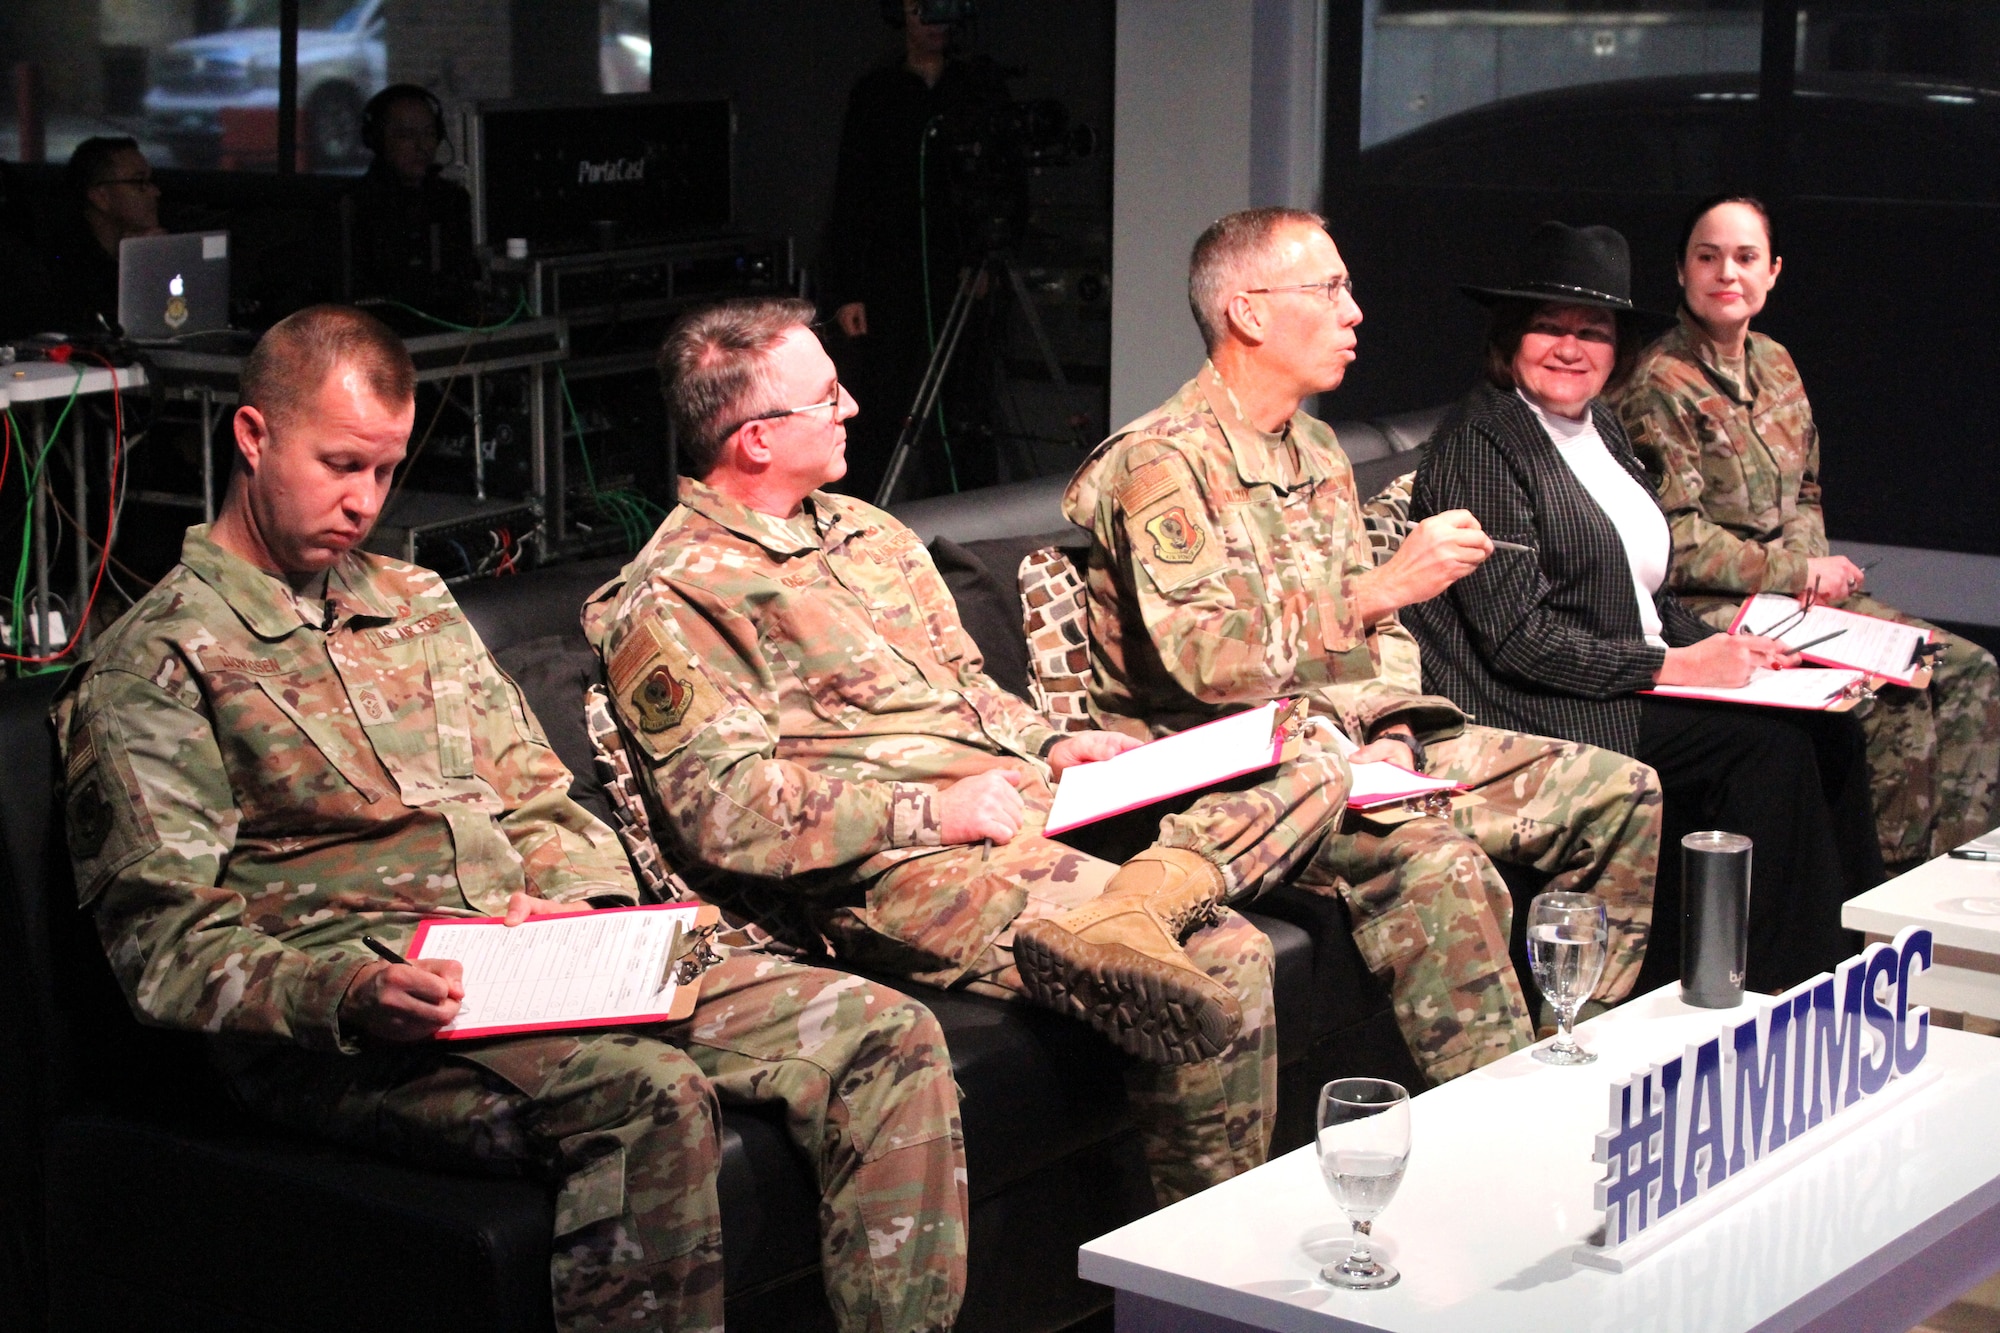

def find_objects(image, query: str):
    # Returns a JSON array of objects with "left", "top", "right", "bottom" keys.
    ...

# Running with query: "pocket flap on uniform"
[
  {"left": 1351, "top": 900, "right": 1432, "bottom": 976},
  {"left": 553, "top": 1145, "right": 628, "bottom": 1238}
]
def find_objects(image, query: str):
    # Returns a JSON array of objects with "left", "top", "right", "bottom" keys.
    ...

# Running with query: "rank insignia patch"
[{"left": 1143, "top": 507, "right": 1207, "bottom": 564}]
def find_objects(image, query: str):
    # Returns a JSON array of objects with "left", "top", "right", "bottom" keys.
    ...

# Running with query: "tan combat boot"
[{"left": 1013, "top": 847, "right": 1241, "bottom": 1065}]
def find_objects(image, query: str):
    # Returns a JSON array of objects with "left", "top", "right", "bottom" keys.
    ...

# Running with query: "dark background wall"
[{"left": 648, "top": 0, "right": 1113, "bottom": 292}]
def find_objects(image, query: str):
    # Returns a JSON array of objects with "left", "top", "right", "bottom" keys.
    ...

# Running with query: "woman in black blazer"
[{"left": 1403, "top": 223, "right": 1881, "bottom": 993}]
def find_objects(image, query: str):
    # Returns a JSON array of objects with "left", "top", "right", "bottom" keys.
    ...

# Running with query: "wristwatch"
[{"left": 1380, "top": 729, "right": 1426, "bottom": 773}]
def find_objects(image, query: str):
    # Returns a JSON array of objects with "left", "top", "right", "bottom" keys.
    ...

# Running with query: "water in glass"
[
  {"left": 1528, "top": 891, "right": 1608, "bottom": 1065},
  {"left": 1316, "top": 1078, "right": 1410, "bottom": 1290}
]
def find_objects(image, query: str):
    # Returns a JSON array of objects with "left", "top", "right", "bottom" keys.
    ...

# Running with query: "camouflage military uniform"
[
  {"left": 1617, "top": 311, "right": 2000, "bottom": 867},
  {"left": 54, "top": 527, "right": 966, "bottom": 1333},
  {"left": 1065, "top": 365, "right": 1665, "bottom": 1074},
  {"left": 584, "top": 480, "right": 1371, "bottom": 1198}
]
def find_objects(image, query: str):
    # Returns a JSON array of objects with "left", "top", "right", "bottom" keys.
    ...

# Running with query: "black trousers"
[{"left": 1632, "top": 696, "right": 1884, "bottom": 996}]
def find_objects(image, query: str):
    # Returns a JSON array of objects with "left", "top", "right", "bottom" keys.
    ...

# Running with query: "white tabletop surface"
[
  {"left": 0, "top": 358, "right": 147, "bottom": 407},
  {"left": 1080, "top": 986, "right": 2000, "bottom": 1333},
  {"left": 1844, "top": 836, "right": 2000, "bottom": 958}
]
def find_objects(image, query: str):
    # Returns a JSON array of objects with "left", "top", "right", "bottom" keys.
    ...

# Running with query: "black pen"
[
  {"left": 1789, "top": 628, "right": 1847, "bottom": 653},
  {"left": 1948, "top": 849, "right": 2000, "bottom": 862},
  {"left": 365, "top": 935, "right": 470, "bottom": 1014},
  {"left": 363, "top": 935, "right": 411, "bottom": 966}
]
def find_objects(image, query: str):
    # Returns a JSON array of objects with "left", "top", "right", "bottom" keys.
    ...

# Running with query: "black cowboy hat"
[{"left": 1460, "top": 221, "right": 1650, "bottom": 313}]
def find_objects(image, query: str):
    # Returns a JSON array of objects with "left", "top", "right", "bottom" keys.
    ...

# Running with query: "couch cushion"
[
  {"left": 928, "top": 537, "right": 1034, "bottom": 701},
  {"left": 1018, "top": 545, "right": 1095, "bottom": 734},
  {"left": 488, "top": 632, "right": 617, "bottom": 829}
]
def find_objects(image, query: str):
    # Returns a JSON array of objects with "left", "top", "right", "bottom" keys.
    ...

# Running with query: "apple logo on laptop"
[{"left": 164, "top": 272, "right": 189, "bottom": 331}]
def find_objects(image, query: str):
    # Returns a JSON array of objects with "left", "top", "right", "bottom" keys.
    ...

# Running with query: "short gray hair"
[
  {"left": 1187, "top": 207, "right": 1328, "bottom": 353},
  {"left": 656, "top": 296, "right": 817, "bottom": 478}
]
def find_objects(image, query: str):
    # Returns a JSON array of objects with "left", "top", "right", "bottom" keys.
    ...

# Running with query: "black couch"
[{"left": 1, "top": 422, "right": 1496, "bottom": 1333}]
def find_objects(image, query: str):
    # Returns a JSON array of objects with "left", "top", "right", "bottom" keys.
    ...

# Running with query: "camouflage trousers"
[
  {"left": 219, "top": 955, "right": 967, "bottom": 1333},
  {"left": 832, "top": 744, "right": 1356, "bottom": 1203},
  {"left": 1294, "top": 725, "right": 1657, "bottom": 1084},
  {"left": 1695, "top": 593, "right": 2000, "bottom": 869},
  {"left": 1425, "top": 723, "right": 1662, "bottom": 1001}
]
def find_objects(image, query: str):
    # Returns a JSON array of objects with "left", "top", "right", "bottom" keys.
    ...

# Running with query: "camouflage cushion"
[
  {"left": 582, "top": 683, "right": 685, "bottom": 901},
  {"left": 1360, "top": 470, "right": 1417, "bottom": 568},
  {"left": 1018, "top": 546, "right": 1095, "bottom": 734}
]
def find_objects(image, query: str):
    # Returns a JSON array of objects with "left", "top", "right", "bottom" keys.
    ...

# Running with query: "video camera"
[{"left": 928, "top": 62, "right": 1095, "bottom": 251}]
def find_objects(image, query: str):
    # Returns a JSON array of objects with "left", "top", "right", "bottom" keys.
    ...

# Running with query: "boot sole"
[{"left": 1013, "top": 921, "right": 1240, "bottom": 1065}]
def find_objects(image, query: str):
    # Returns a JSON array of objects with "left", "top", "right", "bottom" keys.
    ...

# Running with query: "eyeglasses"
[
  {"left": 723, "top": 385, "right": 844, "bottom": 438},
  {"left": 1243, "top": 276, "right": 1355, "bottom": 305}
]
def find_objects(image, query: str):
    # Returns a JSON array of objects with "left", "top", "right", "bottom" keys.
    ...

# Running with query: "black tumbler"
[{"left": 1681, "top": 831, "right": 1752, "bottom": 1008}]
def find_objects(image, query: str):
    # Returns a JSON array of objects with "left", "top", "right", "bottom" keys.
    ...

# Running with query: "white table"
[
  {"left": 1, "top": 359, "right": 148, "bottom": 659},
  {"left": 1080, "top": 986, "right": 2000, "bottom": 1333},
  {"left": 1844, "top": 837, "right": 2000, "bottom": 1021}
]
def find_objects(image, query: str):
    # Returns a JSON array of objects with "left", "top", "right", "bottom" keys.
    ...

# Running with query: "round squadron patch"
[
  {"left": 67, "top": 779, "right": 113, "bottom": 861},
  {"left": 1143, "top": 507, "right": 1207, "bottom": 564}
]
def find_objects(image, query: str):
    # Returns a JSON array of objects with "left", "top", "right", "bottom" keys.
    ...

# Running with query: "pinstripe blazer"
[{"left": 1402, "top": 383, "right": 1716, "bottom": 757}]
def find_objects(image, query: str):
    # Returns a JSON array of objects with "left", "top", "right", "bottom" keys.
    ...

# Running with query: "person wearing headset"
[{"left": 344, "top": 83, "right": 478, "bottom": 321}]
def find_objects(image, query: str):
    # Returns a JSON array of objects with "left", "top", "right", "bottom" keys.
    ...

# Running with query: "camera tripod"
[{"left": 873, "top": 247, "right": 1088, "bottom": 507}]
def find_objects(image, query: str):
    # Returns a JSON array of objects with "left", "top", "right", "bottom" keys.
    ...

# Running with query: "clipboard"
[
  {"left": 1044, "top": 699, "right": 1305, "bottom": 838},
  {"left": 409, "top": 901, "right": 722, "bottom": 1040}
]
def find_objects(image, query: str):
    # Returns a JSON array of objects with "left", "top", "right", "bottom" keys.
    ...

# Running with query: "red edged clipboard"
[
  {"left": 1726, "top": 595, "right": 1933, "bottom": 689},
  {"left": 409, "top": 901, "right": 721, "bottom": 1040}
]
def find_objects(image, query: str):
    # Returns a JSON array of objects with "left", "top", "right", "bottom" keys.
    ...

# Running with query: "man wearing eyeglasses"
[
  {"left": 586, "top": 295, "right": 1376, "bottom": 1204},
  {"left": 51, "top": 136, "right": 166, "bottom": 329},
  {"left": 1061, "top": 208, "right": 1664, "bottom": 1083}
]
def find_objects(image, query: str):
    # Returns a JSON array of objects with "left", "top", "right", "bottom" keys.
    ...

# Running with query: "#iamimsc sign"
[{"left": 1594, "top": 926, "right": 1935, "bottom": 1250}]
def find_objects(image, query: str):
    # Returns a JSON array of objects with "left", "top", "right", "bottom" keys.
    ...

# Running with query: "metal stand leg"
[
  {"left": 874, "top": 263, "right": 984, "bottom": 508},
  {"left": 530, "top": 364, "right": 553, "bottom": 560},
  {"left": 29, "top": 404, "right": 49, "bottom": 658},
  {"left": 1001, "top": 257, "right": 1089, "bottom": 450},
  {"left": 71, "top": 407, "right": 89, "bottom": 649},
  {"left": 199, "top": 388, "right": 217, "bottom": 523},
  {"left": 471, "top": 368, "right": 486, "bottom": 501}
]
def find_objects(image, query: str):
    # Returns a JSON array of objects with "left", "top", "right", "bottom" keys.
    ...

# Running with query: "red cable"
[{"left": 2, "top": 358, "right": 121, "bottom": 665}]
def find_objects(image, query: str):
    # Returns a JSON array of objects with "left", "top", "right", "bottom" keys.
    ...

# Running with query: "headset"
[{"left": 361, "top": 83, "right": 449, "bottom": 160}]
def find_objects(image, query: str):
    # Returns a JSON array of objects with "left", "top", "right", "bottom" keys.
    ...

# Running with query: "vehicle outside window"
[{"left": 143, "top": 0, "right": 386, "bottom": 172}]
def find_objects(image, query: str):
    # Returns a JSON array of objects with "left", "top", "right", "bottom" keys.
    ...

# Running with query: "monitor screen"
[{"left": 470, "top": 96, "right": 733, "bottom": 251}]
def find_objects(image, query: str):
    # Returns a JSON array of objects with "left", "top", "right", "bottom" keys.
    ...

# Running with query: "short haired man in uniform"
[
  {"left": 55, "top": 304, "right": 967, "bottom": 1333},
  {"left": 1063, "top": 207, "right": 1664, "bottom": 1081},
  {"left": 585, "top": 296, "right": 1368, "bottom": 1201}
]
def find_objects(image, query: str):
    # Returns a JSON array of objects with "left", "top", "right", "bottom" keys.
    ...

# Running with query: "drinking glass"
[
  {"left": 1315, "top": 1077, "right": 1411, "bottom": 1290},
  {"left": 1528, "top": 890, "right": 1608, "bottom": 1065}
]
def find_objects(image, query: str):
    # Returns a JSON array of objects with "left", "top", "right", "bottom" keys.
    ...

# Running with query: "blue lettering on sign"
[{"left": 1592, "top": 928, "right": 1933, "bottom": 1249}]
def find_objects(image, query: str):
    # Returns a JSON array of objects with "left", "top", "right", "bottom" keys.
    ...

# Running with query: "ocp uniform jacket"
[{"left": 1402, "top": 383, "right": 1717, "bottom": 758}]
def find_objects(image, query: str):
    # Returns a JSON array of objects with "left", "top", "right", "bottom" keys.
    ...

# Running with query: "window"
[{"left": 1362, "top": 0, "right": 1763, "bottom": 150}]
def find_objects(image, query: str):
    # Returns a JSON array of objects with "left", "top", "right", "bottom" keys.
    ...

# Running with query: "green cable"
[
  {"left": 8, "top": 372, "right": 83, "bottom": 667},
  {"left": 916, "top": 115, "right": 960, "bottom": 492},
  {"left": 557, "top": 369, "right": 655, "bottom": 550},
  {"left": 373, "top": 292, "right": 529, "bottom": 334}
]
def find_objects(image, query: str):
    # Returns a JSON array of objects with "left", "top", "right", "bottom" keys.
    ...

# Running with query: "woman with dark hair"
[
  {"left": 1402, "top": 221, "right": 1882, "bottom": 992},
  {"left": 1614, "top": 195, "right": 1998, "bottom": 874}
]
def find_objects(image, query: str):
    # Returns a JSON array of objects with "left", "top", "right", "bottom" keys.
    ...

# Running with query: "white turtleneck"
[{"left": 1518, "top": 389, "right": 1670, "bottom": 648}]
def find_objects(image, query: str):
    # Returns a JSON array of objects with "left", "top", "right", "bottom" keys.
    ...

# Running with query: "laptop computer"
[{"left": 118, "top": 231, "right": 230, "bottom": 342}]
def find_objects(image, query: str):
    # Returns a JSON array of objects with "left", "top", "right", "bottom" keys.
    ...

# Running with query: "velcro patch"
[
  {"left": 607, "top": 615, "right": 725, "bottom": 760},
  {"left": 1125, "top": 491, "right": 1226, "bottom": 594},
  {"left": 1116, "top": 460, "right": 1183, "bottom": 516},
  {"left": 364, "top": 608, "right": 462, "bottom": 648},
  {"left": 203, "top": 651, "right": 283, "bottom": 675}
]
